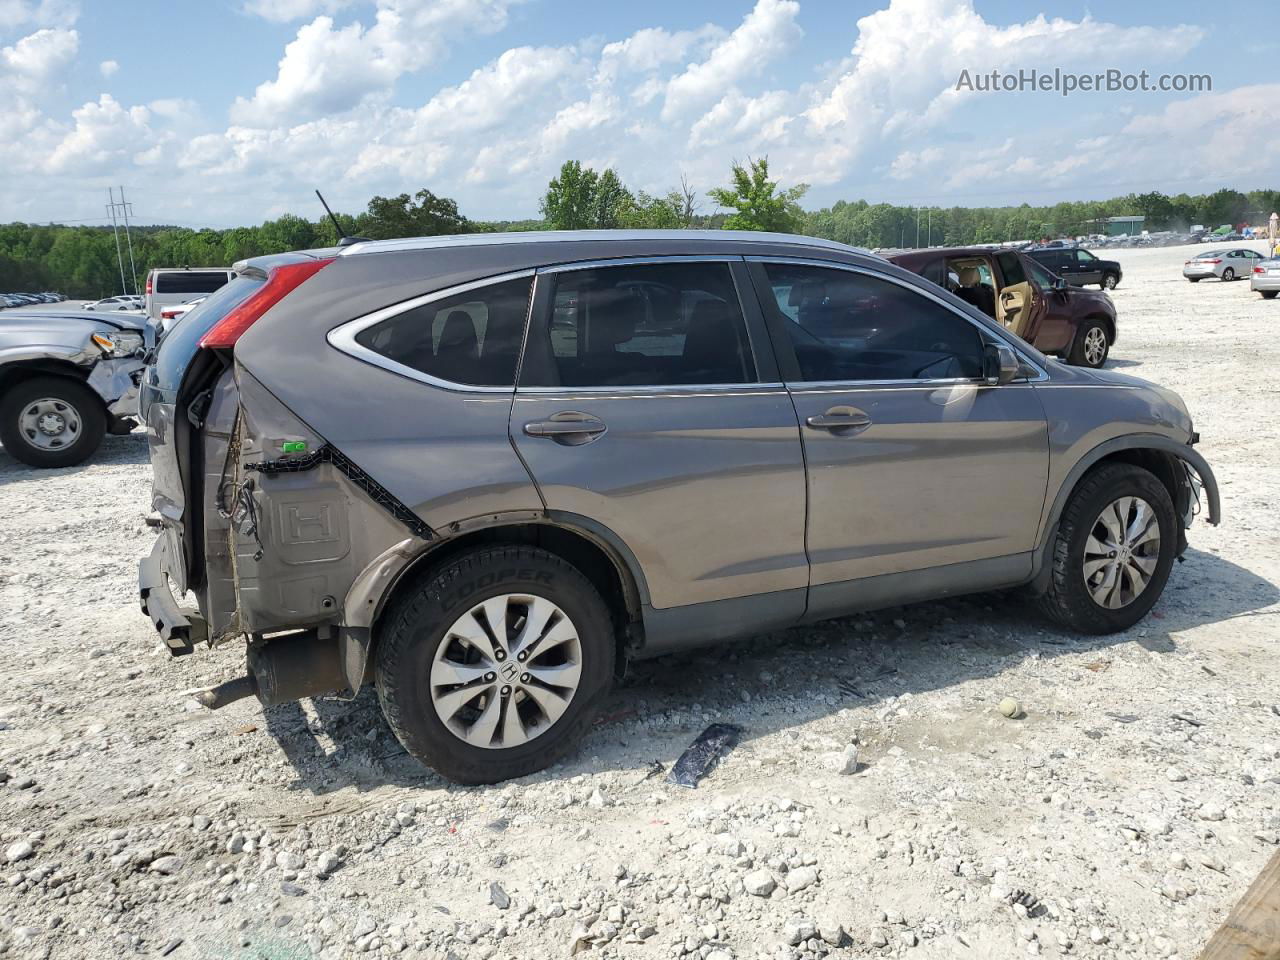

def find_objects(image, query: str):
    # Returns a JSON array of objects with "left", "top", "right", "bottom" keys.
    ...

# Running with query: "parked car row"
[
  {"left": 2, "top": 291, "right": 68, "bottom": 308},
  {"left": 133, "top": 229, "right": 1219, "bottom": 784},
  {"left": 82, "top": 295, "right": 144, "bottom": 312}
]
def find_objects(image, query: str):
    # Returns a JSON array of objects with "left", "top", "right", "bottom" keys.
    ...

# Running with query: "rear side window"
[
  {"left": 354, "top": 277, "right": 531, "bottom": 387},
  {"left": 533, "top": 262, "right": 755, "bottom": 387},
  {"left": 155, "top": 271, "right": 231, "bottom": 295},
  {"left": 761, "top": 263, "right": 984, "bottom": 382},
  {"left": 996, "top": 253, "right": 1027, "bottom": 286}
]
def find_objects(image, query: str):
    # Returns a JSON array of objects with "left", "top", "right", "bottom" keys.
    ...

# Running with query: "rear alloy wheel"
[
  {"left": 1102, "top": 272, "right": 1119, "bottom": 290},
  {"left": 0, "top": 376, "right": 106, "bottom": 468},
  {"left": 1069, "top": 321, "right": 1110, "bottom": 367},
  {"left": 376, "top": 545, "right": 615, "bottom": 784},
  {"left": 1038, "top": 463, "right": 1176, "bottom": 634},
  {"left": 1221, "top": 268, "right": 1235, "bottom": 281}
]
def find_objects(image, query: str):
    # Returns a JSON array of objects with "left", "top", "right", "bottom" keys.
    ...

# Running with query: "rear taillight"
[
  {"left": 1202, "top": 259, "right": 1221, "bottom": 264},
  {"left": 145, "top": 275, "right": 152, "bottom": 295},
  {"left": 161, "top": 308, "right": 179, "bottom": 319},
  {"left": 200, "top": 258, "right": 334, "bottom": 349},
  {"left": 1256, "top": 266, "right": 1265, "bottom": 274}
]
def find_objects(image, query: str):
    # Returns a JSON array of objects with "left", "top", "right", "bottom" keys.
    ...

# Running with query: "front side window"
[
  {"left": 354, "top": 277, "right": 531, "bottom": 387},
  {"left": 1076, "top": 250, "right": 1097, "bottom": 264},
  {"left": 761, "top": 263, "right": 984, "bottom": 382},
  {"left": 538, "top": 262, "right": 755, "bottom": 387}
]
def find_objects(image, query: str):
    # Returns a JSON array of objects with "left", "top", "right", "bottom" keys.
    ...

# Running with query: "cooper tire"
[
  {"left": 1038, "top": 463, "right": 1177, "bottom": 635},
  {"left": 0, "top": 376, "right": 106, "bottom": 468},
  {"left": 1068, "top": 320, "right": 1110, "bottom": 368},
  {"left": 375, "top": 545, "right": 615, "bottom": 784}
]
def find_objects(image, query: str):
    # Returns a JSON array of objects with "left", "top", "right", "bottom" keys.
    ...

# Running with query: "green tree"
[
  {"left": 592, "top": 169, "right": 633, "bottom": 229},
  {"left": 540, "top": 161, "right": 600, "bottom": 230},
  {"left": 707, "top": 157, "right": 808, "bottom": 233},
  {"left": 356, "top": 189, "right": 469, "bottom": 240}
]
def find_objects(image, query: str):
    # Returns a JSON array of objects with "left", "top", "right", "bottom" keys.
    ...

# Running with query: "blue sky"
[{"left": 2, "top": 0, "right": 1277, "bottom": 228}]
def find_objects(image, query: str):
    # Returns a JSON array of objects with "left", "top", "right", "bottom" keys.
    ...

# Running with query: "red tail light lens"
[
  {"left": 145, "top": 275, "right": 152, "bottom": 295},
  {"left": 1202, "top": 259, "right": 1221, "bottom": 264},
  {"left": 200, "top": 258, "right": 334, "bottom": 349},
  {"left": 1256, "top": 266, "right": 1266, "bottom": 273}
]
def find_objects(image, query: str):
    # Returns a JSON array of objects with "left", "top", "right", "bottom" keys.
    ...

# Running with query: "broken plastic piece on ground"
[
  {"left": 1171, "top": 712, "right": 1203, "bottom": 727},
  {"left": 1105, "top": 712, "right": 1139, "bottom": 724},
  {"left": 667, "top": 723, "right": 743, "bottom": 788}
]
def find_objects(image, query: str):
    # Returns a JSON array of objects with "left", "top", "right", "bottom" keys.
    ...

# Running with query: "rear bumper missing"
[{"left": 138, "top": 536, "right": 208, "bottom": 656}]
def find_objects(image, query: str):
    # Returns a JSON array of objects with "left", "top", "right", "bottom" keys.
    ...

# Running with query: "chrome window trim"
[
  {"left": 536, "top": 255, "right": 740, "bottom": 273},
  {"left": 746, "top": 255, "right": 1050, "bottom": 384},
  {"left": 326, "top": 269, "right": 537, "bottom": 394},
  {"left": 515, "top": 383, "right": 786, "bottom": 398}
]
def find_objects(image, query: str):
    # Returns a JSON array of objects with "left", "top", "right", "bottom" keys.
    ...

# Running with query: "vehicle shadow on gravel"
[
  {"left": 262, "top": 546, "right": 1277, "bottom": 797},
  {"left": 0, "top": 432, "right": 150, "bottom": 485}
]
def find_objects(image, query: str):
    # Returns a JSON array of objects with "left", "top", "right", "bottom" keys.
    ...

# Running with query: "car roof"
[{"left": 336, "top": 229, "right": 869, "bottom": 258}]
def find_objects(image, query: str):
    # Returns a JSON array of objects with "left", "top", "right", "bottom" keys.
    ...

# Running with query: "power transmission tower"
[
  {"left": 106, "top": 188, "right": 127, "bottom": 296},
  {"left": 105, "top": 188, "right": 139, "bottom": 295}
]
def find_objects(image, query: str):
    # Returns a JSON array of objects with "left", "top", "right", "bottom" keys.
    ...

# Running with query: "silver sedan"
[
  {"left": 1183, "top": 248, "right": 1266, "bottom": 282},
  {"left": 1251, "top": 257, "right": 1280, "bottom": 299}
]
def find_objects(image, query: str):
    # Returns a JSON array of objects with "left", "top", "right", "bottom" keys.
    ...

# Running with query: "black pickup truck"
[{"left": 1026, "top": 247, "right": 1123, "bottom": 290}]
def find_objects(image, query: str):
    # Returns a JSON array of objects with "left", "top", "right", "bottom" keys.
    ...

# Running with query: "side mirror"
[
  {"left": 1052, "top": 277, "right": 1068, "bottom": 292},
  {"left": 983, "top": 343, "right": 1020, "bottom": 386}
]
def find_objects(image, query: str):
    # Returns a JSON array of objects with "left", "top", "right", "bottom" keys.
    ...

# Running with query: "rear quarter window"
[{"left": 352, "top": 277, "right": 532, "bottom": 388}]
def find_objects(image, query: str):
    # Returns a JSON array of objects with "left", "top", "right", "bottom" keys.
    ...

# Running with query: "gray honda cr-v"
[{"left": 138, "top": 230, "right": 1220, "bottom": 784}]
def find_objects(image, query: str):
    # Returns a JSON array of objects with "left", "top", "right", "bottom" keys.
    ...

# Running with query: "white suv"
[{"left": 144, "top": 268, "right": 233, "bottom": 321}]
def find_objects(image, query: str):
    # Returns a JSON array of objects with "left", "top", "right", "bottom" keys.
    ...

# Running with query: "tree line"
[{"left": 2, "top": 159, "right": 1276, "bottom": 299}]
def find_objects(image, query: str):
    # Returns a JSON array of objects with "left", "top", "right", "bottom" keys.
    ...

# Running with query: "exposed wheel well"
[
  {"left": 0, "top": 360, "right": 98, "bottom": 401},
  {"left": 371, "top": 522, "right": 643, "bottom": 673}
]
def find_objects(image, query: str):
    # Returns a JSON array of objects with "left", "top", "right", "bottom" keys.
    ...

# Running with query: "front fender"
[{"left": 1029, "top": 433, "right": 1221, "bottom": 590}]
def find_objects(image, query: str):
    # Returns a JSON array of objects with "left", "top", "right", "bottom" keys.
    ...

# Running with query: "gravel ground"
[{"left": 1, "top": 242, "right": 1278, "bottom": 960}]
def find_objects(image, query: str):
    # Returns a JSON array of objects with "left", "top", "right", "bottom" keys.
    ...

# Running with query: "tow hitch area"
[{"left": 138, "top": 539, "right": 207, "bottom": 656}]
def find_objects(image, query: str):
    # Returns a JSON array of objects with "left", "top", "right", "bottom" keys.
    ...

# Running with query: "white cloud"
[
  {"left": 662, "top": 0, "right": 801, "bottom": 121},
  {"left": 46, "top": 93, "right": 153, "bottom": 174},
  {"left": 98, "top": 57, "right": 116, "bottom": 77},
  {"left": 2, "top": 0, "right": 1260, "bottom": 230},
  {"left": 231, "top": 0, "right": 521, "bottom": 126},
  {"left": 800, "top": 0, "right": 1204, "bottom": 184},
  {"left": 241, "top": 0, "right": 349, "bottom": 22},
  {"left": 0, "top": 0, "right": 77, "bottom": 30},
  {"left": 1, "top": 26, "right": 77, "bottom": 89}
]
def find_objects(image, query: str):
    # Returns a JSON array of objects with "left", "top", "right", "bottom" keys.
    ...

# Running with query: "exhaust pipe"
[{"left": 195, "top": 630, "right": 349, "bottom": 710}]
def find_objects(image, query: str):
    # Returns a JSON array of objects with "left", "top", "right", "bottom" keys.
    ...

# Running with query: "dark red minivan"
[{"left": 889, "top": 246, "right": 1117, "bottom": 367}]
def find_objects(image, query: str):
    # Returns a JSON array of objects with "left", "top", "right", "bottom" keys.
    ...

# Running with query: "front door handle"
[
  {"left": 523, "top": 412, "right": 607, "bottom": 444},
  {"left": 805, "top": 407, "right": 872, "bottom": 435}
]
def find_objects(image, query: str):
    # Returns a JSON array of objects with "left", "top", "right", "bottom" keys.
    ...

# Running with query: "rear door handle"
[{"left": 523, "top": 412, "right": 607, "bottom": 444}]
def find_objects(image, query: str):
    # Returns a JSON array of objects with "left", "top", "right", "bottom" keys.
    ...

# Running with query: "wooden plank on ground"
[{"left": 1198, "top": 848, "right": 1280, "bottom": 960}]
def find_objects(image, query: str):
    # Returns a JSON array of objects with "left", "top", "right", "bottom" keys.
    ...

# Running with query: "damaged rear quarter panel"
[{"left": 227, "top": 366, "right": 410, "bottom": 636}]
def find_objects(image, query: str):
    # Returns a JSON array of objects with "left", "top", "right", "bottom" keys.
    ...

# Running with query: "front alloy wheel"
[
  {"left": 1082, "top": 496, "right": 1161, "bottom": 609},
  {"left": 1038, "top": 462, "right": 1176, "bottom": 634}
]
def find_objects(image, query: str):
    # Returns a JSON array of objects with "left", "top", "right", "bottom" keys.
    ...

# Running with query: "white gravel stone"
[
  {"left": 5, "top": 841, "right": 34, "bottom": 863},
  {"left": 743, "top": 870, "right": 776, "bottom": 897}
]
